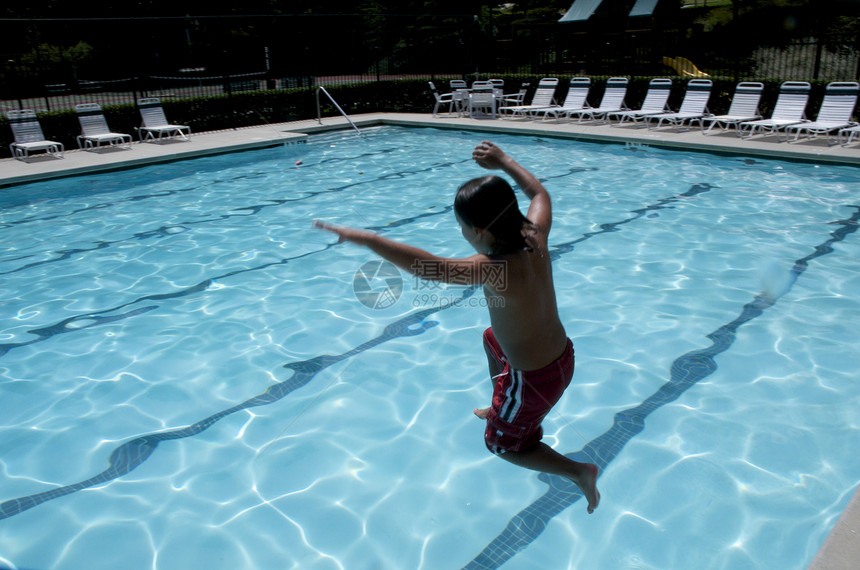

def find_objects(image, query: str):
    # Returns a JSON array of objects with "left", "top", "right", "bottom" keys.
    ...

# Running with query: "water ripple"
[{"left": 0, "top": 181, "right": 721, "bottom": 523}]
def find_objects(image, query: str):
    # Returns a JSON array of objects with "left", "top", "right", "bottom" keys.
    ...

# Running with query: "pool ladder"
[{"left": 316, "top": 86, "right": 361, "bottom": 134}]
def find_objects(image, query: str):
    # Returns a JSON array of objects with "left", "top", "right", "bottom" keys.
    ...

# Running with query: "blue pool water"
[{"left": 1, "top": 126, "right": 859, "bottom": 569}]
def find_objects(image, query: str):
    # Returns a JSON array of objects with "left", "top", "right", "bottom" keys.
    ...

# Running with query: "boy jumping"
[{"left": 315, "top": 141, "right": 599, "bottom": 513}]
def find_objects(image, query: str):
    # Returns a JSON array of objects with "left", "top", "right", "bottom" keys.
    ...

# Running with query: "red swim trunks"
[{"left": 482, "top": 327, "right": 575, "bottom": 454}]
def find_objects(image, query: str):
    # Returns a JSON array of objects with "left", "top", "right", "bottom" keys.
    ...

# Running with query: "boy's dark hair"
[{"left": 454, "top": 175, "right": 535, "bottom": 255}]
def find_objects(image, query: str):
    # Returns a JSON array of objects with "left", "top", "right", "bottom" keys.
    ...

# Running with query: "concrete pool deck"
[
  {"left": 1, "top": 112, "right": 859, "bottom": 186},
  {"left": 1, "top": 112, "right": 858, "bottom": 569}
]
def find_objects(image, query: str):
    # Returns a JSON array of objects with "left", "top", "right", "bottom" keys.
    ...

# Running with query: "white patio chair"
[
  {"left": 784, "top": 81, "right": 859, "bottom": 144},
  {"left": 75, "top": 103, "right": 132, "bottom": 151},
  {"left": 738, "top": 81, "right": 811, "bottom": 138},
  {"left": 137, "top": 98, "right": 191, "bottom": 143},
  {"left": 470, "top": 80, "right": 493, "bottom": 90},
  {"left": 702, "top": 82, "right": 764, "bottom": 135},
  {"left": 468, "top": 91, "right": 496, "bottom": 119},
  {"left": 429, "top": 81, "right": 458, "bottom": 117},
  {"left": 6, "top": 109, "right": 64, "bottom": 162},
  {"left": 498, "top": 82, "right": 530, "bottom": 109},
  {"left": 608, "top": 78, "right": 673, "bottom": 126},
  {"left": 447, "top": 80, "right": 469, "bottom": 116}
]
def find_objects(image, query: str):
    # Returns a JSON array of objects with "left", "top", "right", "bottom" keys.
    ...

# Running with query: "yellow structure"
[{"left": 663, "top": 56, "right": 710, "bottom": 77}]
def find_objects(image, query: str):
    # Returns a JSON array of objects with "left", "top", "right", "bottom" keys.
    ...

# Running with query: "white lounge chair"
[
  {"left": 784, "top": 81, "right": 859, "bottom": 144},
  {"left": 6, "top": 109, "right": 64, "bottom": 162},
  {"left": 533, "top": 77, "right": 591, "bottom": 121},
  {"left": 499, "top": 78, "right": 559, "bottom": 119},
  {"left": 75, "top": 103, "right": 132, "bottom": 151},
  {"left": 646, "top": 79, "right": 713, "bottom": 130},
  {"left": 608, "top": 78, "right": 673, "bottom": 126},
  {"left": 837, "top": 125, "right": 860, "bottom": 146},
  {"left": 567, "top": 77, "right": 628, "bottom": 123},
  {"left": 429, "top": 81, "right": 458, "bottom": 117},
  {"left": 137, "top": 98, "right": 191, "bottom": 143},
  {"left": 702, "top": 82, "right": 764, "bottom": 135},
  {"left": 738, "top": 81, "right": 811, "bottom": 138}
]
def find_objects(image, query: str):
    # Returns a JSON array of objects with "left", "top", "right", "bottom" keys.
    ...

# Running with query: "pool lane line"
[
  {"left": 547, "top": 182, "right": 716, "bottom": 259},
  {"left": 0, "top": 291, "right": 474, "bottom": 521},
  {"left": 0, "top": 146, "right": 400, "bottom": 231},
  {"left": 0, "top": 205, "right": 455, "bottom": 359},
  {"left": 462, "top": 204, "right": 860, "bottom": 570},
  {"left": 0, "top": 165, "right": 602, "bottom": 356},
  {"left": 0, "top": 154, "right": 471, "bottom": 277},
  {"left": 0, "top": 181, "right": 718, "bottom": 521}
]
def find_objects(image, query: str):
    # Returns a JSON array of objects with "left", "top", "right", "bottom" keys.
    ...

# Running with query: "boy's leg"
[
  {"left": 499, "top": 443, "right": 600, "bottom": 514},
  {"left": 483, "top": 334, "right": 505, "bottom": 380},
  {"left": 477, "top": 335, "right": 595, "bottom": 509},
  {"left": 475, "top": 330, "right": 506, "bottom": 420}
]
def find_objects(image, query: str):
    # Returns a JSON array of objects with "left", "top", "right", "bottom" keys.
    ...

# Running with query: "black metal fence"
[
  {"left": 749, "top": 39, "right": 860, "bottom": 82},
  {"left": 3, "top": 41, "right": 857, "bottom": 116},
  {"left": 2, "top": 71, "right": 318, "bottom": 114},
  {"left": 1, "top": 12, "right": 858, "bottom": 120}
]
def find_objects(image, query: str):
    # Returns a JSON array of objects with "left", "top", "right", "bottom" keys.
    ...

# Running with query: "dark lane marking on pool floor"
[
  {"left": 0, "top": 156, "right": 472, "bottom": 276},
  {"left": 0, "top": 147, "right": 401, "bottom": 230},
  {"left": 0, "top": 205, "right": 457, "bottom": 359},
  {"left": 0, "top": 299, "right": 460, "bottom": 521}
]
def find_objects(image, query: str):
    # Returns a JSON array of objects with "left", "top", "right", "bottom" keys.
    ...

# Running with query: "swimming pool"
[{"left": 1, "top": 125, "right": 858, "bottom": 569}]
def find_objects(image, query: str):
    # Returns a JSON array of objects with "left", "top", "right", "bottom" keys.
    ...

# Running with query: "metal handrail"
[{"left": 316, "top": 86, "right": 360, "bottom": 134}]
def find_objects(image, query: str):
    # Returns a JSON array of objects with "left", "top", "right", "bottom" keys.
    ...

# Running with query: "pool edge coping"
[
  {"left": 0, "top": 129, "right": 309, "bottom": 187},
  {"left": 2, "top": 112, "right": 859, "bottom": 188},
  {"left": 807, "top": 484, "right": 860, "bottom": 570},
  {"left": 376, "top": 115, "right": 860, "bottom": 167}
]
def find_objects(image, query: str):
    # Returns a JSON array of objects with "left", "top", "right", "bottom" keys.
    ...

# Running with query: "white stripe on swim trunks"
[{"left": 500, "top": 369, "right": 524, "bottom": 422}]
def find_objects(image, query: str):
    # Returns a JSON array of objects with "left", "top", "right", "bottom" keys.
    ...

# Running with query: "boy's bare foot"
[
  {"left": 572, "top": 463, "right": 600, "bottom": 514},
  {"left": 473, "top": 407, "right": 490, "bottom": 419}
]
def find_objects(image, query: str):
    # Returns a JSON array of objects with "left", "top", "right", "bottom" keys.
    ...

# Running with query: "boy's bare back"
[{"left": 471, "top": 142, "right": 567, "bottom": 371}]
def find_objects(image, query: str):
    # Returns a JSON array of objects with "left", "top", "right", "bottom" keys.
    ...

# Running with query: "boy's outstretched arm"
[
  {"left": 472, "top": 141, "right": 552, "bottom": 233},
  {"left": 313, "top": 221, "right": 488, "bottom": 285}
]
